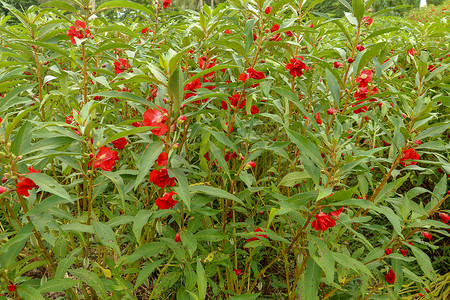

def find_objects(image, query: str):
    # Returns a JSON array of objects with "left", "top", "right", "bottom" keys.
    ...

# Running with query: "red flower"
[
  {"left": 141, "top": 27, "right": 148, "bottom": 34},
  {"left": 400, "top": 148, "right": 420, "bottom": 166},
  {"left": 16, "top": 167, "right": 40, "bottom": 197},
  {"left": 238, "top": 68, "right": 265, "bottom": 82},
  {"left": 385, "top": 248, "right": 393, "bottom": 255},
  {"left": 132, "top": 121, "right": 142, "bottom": 127},
  {"left": 67, "top": 20, "right": 90, "bottom": 44},
  {"left": 148, "top": 168, "right": 176, "bottom": 188},
  {"left": 156, "top": 152, "right": 168, "bottom": 166},
  {"left": 224, "top": 29, "right": 231, "bottom": 34},
  {"left": 0, "top": 186, "right": 6, "bottom": 194},
  {"left": 315, "top": 113, "right": 322, "bottom": 125},
  {"left": 270, "top": 24, "right": 280, "bottom": 32},
  {"left": 112, "top": 137, "right": 127, "bottom": 150},
  {"left": 114, "top": 58, "right": 129, "bottom": 74},
  {"left": 285, "top": 57, "right": 308, "bottom": 77},
  {"left": 8, "top": 284, "right": 16, "bottom": 292},
  {"left": 285, "top": 30, "right": 293, "bottom": 36},
  {"left": 250, "top": 105, "right": 259, "bottom": 115},
  {"left": 329, "top": 207, "right": 343, "bottom": 219},
  {"left": 311, "top": 211, "right": 336, "bottom": 231},
  {"left": 362, "top": 17, "right": 373, "bottom": 26},
  {"left": 175, "top": 232, "right": 181, "bottom": 242},
  {"left": 399, "top": 249, "right": 408, "bottom": 256},
  {"left": 264, "top": 7, "right": 272, "bottom": 14},
  {"left": 385, "top": 269, "right": 395, "bottom": 284},
  {"left": 246, "top": 228, "right": 268, "bottom": 242},
  {"left": 93, "top": 147, "right": 119, "bottom": 171},
  {"left": 356, "top": 45, "right": 365, "bottom": 52},
  {"left": 440, "top": 213, "right": 450, "bottom": 224},
  {"left": 229, "top": 93, "right": 246, "bottom": 109},
  {"left": 162, "top": 0, "right": 171, "bottom": 9},
  {"left": 327, "top": 108, "right": 337, "bottom": 115},
  {"left": 234, "top": 268, "right": 243, "bottom": 276},
  {"left": 246, "top": 161, "right": 256, "bottom": 169},
  {"left": 408, "top": 48, "right": 417, "bottom": 56},
  {"left": 142, "top": 106, "right": 169, "bottom": 136},
  {"left": 155, "top": 191, "right": 178, "bottom": 209},
  {"left": 356, "top": 70, "right": 373, "bottom": 87},
  {"left": 421, "top": 231, "right": 432, "bottom": 240},
  {"left": 184, "top": 78, "right": 202, "bottom": 100},
  {"left": 334, "top": 61, "right": 343, "bottom": 68}
]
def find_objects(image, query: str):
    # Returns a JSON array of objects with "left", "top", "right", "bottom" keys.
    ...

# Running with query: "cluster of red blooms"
[
  {"left": 183, "top": 57, "right": 218, "bottom": 104},
  {"left": 162, "top": 0, "right": 171, "bottom": 9},
  {"left": 67, "top": 20, "right": 91, "bottom": 44},
  {"left": 400, "top": 148, "right": 420, "bottom": 166},
  {"left": 310, "top": 207, "right": 343, "bottom": 231},
  {"left": 352, "top": 69, "right": 379, "bottom": 115},
  {"left": 93, "top": 147, "right": 119, "bottom": 172},
  {"left": 142, "top": 106, "right": 169, "bottom": 136},
  {"left": 114, "top": 58, "right": 130, "bottom": 74},
  {"left": 285, "top": 57, "right": 308, "bottom": 77},
  {"left": 15, "top": 167, "right": 40, "bottom": 197},
  {"left": 246, "top": 227, "right": 268, "bottom": 242}
]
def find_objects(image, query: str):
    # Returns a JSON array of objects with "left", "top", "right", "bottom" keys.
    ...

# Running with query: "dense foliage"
[{"left": 0, "top": 0, "right": 449, "bottom": 299}]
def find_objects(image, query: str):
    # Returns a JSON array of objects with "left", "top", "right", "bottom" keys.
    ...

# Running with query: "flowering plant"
[{"left": 0, "top": 0, "right": 449, "bottom": 299}]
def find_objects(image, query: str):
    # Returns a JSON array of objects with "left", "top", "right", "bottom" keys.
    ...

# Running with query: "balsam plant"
[{"left": 0, "top": 0, "right": 449, "bottom": 299}]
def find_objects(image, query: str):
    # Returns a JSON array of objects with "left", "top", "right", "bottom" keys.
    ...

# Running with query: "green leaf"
[
  {"left": 278, "top": 171, "right": 311, "bottom": 187},
  {"left": 195, "top": 229, "right": 227, "bottom": 242},
  {"left": 25, "top": 195, "right": 73, "bottom": 218},
  {"left": 168, "top": 65, "right": 184, "bottom": 119},
  {"left": 0, "top": 83, "right": 36, "bottom": 113},
  {"left": 310, "top": 236, "right": 335, "bottom": 284},
  {"left": 362, "top": 27, "right": 400, "bottom": 42},
  {"left": 11, "top": 119, "right": 32, "bottom": 156},
  {"left": 17, "top": 286, "right": 44, "bottom": 300},
  {"left": 99, "top": 171, "right": 125, "bottom": 209},
  {"left": 181, "top": 231, "right": 197, "bottom": 258},
  {"left": 96, "top": 0, "right": 153, "bottom": 16},
  {"left": 355, "top": 42, "right": 386, "bottom": 75},
  {"left": 298, "top": 258, "right": 321, "bottom": 300},
  {"left": 93, "top": 221, "right": 121, "bottom": 256},
  {"left": 189, "top": 185, "right": 243, "bottom": 205},
  {"left": 134, "top": 259, "right": 165, "bottom": 290},
  {"left": 0, "top": 223, "right": 33, "bottom": 268},
  {"left": 133, "top": 210, "right": 153, "bottom": 242},
  {"left": 410, "top": 245, "right": 436, "bottom": 281},
  {"left": 171, "top": 168, "right": 191, "bottom": 210},
  {"left": 92, "top": 91, "right": 157, "bottom": 108},
  {"left": 27, "top": 173, "right": 72, "bottom": 202},
  {"left": 38, "top": 279, "right": 76, "bottom": 293},
  {"left": 204, "top": 128, "right": 237, "bottom": 152},
  {"left": 95, "top": 25, "right": 139, "bottom": 39},
  {"left": 326, "top": 69, "right": 340, "bottom": 104},
  {"left": 134, "top": 141, "right": 164, "bottom": 189},
  {"left": 40, "top": 1, "right": 78, "bottom": 13},
  {"left": 244, "top": 18, "right": 255, "bottom": 56},
  {"left": 197, "top": 260, "right": 207, "bottom": 300},
  {"left": 352, "top": 0, "right": 365, "bottom": 25},
  {"left": 332, "top": 252, "right": 373, "bottom": 278},
  {"left": 416, "top": 123, "right": 450, "bottom": 140},
  {"left": 55, "top": 248, "right": 82, "bottom": 279},
  {"left": 69, "top": 269, "right": 108, "bottom": 299},
  {"left": 286, "top": 129, "right": 324, "bottom": 168},
  {"left": 337, "top": 0, "right": 353, "bottom": 11},
  {"left": 228, "top": 294, "right": 261, "bottom": 300},
  {"left": 209, "top": 142, "right": 231, "bottom": 179},
  {"left": 101, "top": 126, "right": 151, "bottom": 148}
]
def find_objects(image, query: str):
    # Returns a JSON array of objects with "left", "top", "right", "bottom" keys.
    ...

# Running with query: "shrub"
[{"left": 0, "top": 0, "right": 449, "bottom": 299}]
